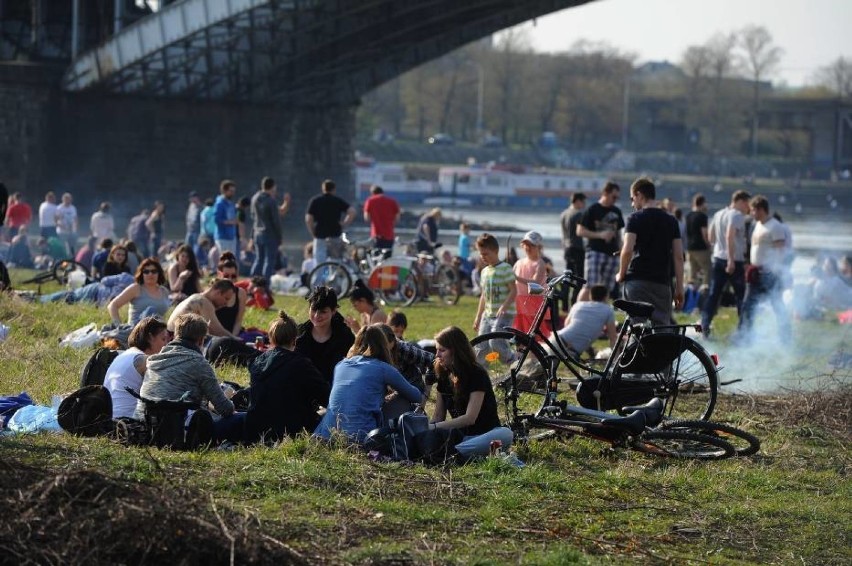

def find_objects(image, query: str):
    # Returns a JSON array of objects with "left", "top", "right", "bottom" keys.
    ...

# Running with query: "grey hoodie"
[{"left": 134, "top": 339, "right": 234, "bottom": 420}]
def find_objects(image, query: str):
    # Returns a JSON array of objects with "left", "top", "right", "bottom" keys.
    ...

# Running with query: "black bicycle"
[
  {"left": 472, "top": 270, "right": 720, "bottom": 424},
  {"left": 519, "top": 395, "right": 736, "bottom": 459}
]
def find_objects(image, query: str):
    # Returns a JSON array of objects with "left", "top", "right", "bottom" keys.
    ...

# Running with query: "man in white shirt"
[
  {"left": 38, "top": 191, "right": 58, "bottom": 239},
  {"left": 55, "top": 192, "right": 79, "bottom": 255},
  {"left": 90, "top": 201, "right": 116, "bottom": 240},
  {"left": 700, "top": 190, "right": 750, "bottom": 337},
  {"left": 738, "top": 195, "right": 791, "bottom": 344}
]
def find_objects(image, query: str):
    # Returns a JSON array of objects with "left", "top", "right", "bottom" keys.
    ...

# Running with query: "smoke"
[{"left": 699, "top": 283, "right": 852, "bottom": 395}]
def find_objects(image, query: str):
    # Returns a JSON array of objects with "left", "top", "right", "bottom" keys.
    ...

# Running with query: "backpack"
[
  {"left": 364, "top": 411, "right": 429, "bottom": 461},
  {"left": 80, "top": 347, "right": 121, "bottom": 388},
  {"left": 125, "top": 388, "right": 214, "bottom": 450},
  {"left": 57, "top": 385, "right": 114, "bottom": 437}
]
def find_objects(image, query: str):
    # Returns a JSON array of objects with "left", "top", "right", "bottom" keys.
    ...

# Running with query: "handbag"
[{"left": 391, "top": 411, "right": 429, "bottom": 461}]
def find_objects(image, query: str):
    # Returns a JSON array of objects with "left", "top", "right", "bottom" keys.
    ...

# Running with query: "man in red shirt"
[
  {"left": 5, "top": 192, "right": 32, "bottom": 238},
  {"left": 363, "top": 185, "right": 400, "bottom": 255}
]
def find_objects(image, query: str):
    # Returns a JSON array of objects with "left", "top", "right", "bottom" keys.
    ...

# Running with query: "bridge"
[{"left": 1, "top": 0, "right": 589, "bottom": 215}]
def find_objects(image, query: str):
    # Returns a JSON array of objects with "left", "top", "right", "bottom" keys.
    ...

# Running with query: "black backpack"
[
  {"left": 57, "top": 385, "right": 114, "bottom": 437},
  {"left": 80, "top": 347, "right": 121, "bottom": 388}
]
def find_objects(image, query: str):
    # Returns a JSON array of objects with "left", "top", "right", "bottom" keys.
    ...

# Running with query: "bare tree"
[
  {"left": 738, "top": 25, "right": 783, "bottom": 156},
  {"left": 705, "top": 32, "right": 740, "bottom": 153},
  {"left": 814, "top": 56, "right": 852, "bottom": 99}
]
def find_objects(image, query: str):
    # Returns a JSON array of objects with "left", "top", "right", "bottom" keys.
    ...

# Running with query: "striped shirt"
[{"left": 481, "top": 261, "right": 516, "bottom": 317}]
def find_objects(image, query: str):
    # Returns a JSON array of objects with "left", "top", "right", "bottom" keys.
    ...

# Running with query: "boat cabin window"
[
  {"left": 383, "top": 173, "right": 403, "bottom": 183},
  {"left": 458, "top": 174, "right": 470, "bottom": 184},
  {"left": 543, "top": 180, "right": 550, "bottom": 189},
  {"left": 486, "top": 177, "right": 502, "bottom": 187}
]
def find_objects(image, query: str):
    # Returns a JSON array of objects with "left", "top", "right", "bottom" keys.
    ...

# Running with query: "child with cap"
[{"left": 513, "top": 231, "right": 550, "bottom": 334}]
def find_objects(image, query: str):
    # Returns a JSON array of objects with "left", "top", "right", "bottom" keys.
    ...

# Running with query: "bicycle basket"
[{"left": 617, "top": 333, "right": 689, "bottom": 374}]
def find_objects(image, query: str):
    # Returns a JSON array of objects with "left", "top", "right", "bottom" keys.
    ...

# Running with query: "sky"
[{"left": 505, "top": 0, "right": 852, "bottom": 88}]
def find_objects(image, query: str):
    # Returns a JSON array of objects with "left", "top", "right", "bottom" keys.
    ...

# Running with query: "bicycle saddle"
[
  {"left": 599, "top": 410, "right": 647, "bottom": 436},
  {"left": 621, "top": 397, "right": 665, "bottom": 428},
  {"left": 613, "top": 299, "right": 655, "bottom": 318}
]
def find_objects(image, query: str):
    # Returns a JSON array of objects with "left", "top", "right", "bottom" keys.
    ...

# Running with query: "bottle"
[
  {"left": 255, "top": 336, "right": 264, "bottom": 350},
  {"left": 489, "top": 439, "right": 503, "bottom": 456}
]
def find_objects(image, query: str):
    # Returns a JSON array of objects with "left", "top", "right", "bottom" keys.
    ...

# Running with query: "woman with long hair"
[
  {"left": 314, "top": 324, "right": 423, "bottom": 443},
  {"left": 168, "top": 243, "right": 203, "bottom": 302},
  {"left": 429, "top": 326, "right": 513, "bottom": 458},
  {"left": 107, "top": 258, "right": 172, "bottom": 325},
  {"left": 101, "top": 244, "right": 131, "bottom": 277}
]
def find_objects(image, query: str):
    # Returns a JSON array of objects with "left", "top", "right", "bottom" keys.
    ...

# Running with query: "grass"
[{"left": 1, "top": 268, "right": 850, "bottom": 564}]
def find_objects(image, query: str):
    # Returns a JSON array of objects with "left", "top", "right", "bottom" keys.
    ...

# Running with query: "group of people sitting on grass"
[{"left": 97, "top": 284, "right": 512, "bottom": 459}]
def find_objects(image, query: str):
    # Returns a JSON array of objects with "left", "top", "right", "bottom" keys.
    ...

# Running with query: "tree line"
[{"left": 357, "top": 25, "right": 851, "bottom": 159}]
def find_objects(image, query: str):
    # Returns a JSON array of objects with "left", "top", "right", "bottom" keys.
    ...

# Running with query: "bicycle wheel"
[
  {"left": 471, "top": 331, "right": 551, "bottom": 427},
  {"left": 658, "top": 419, "right": 760, "bottom": 456},
  {"left": 433, "top": 264, "right": 462, "bottom": 305},
  {"left": 631, "top": 429, "right": 735, "bottom": 460},
  {"left": 308, "top": 261, "right": 353, "bottom": 297},
  {"left": 376, "top": 270, "right": 419, "bottom": 307},
  {"left": 612, "top": 337, "right": 718, "bottom": 421}
]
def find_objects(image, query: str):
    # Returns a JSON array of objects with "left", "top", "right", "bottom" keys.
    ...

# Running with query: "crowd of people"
[{"left": 2, "top": 172, "right": 850, "bottom": 461}]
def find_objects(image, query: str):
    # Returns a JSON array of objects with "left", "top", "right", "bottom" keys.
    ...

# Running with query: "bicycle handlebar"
[{"left": 550, "top": 269, "right": 587, "bottom": 289}]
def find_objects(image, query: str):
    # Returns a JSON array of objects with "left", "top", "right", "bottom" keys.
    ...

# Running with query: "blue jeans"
[
  {"left": 476, "top": 313, "right": 515, "bottom": 364},
  {"left": 251, "top": 236, "right": 279, "bottom": 280},
  {"left": 215, "top": 239, "right": 237, "bottom": 256},
  {"left": 701, "top": 258, "right": 746, "bottom": 332},
  {"left": 739, "top": 270, "right": 791, "bottom": 343},
  {"left": 185, "top": 229, "right": 199, "bottom": 250},
  {"left": 213, "top": 412, "right": 246, "bottom": 443},
  {"left": 455, "top": 426, "right": 514, "bottom": 457}
]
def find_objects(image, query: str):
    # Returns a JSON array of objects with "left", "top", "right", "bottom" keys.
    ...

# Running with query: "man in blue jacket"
[{"left": 214, "top": 180, "right": 238, "bottom": 255}]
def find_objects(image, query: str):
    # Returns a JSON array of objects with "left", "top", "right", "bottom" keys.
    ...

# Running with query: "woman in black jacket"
[
  {"left": 244, "top": 310, "right": 330, "bottom": 444},
  {"left": 295, "top": 286, "right": 355, "bottom": 384}
]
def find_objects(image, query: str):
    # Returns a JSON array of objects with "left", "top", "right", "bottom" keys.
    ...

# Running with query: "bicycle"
[
  {"left": 310, "top": 237, "right": 462, "bottom": 307},
  {"left": 472, "top": 270, "right": 720, "bottom": 424},
  {"left": 514, "top": 395, "right": 736, "bottom": 459}
]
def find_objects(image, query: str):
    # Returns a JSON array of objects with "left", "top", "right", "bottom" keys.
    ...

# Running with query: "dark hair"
[
  {"left": 349, "top": 281, "right": 376, "bottom": 305},
  {"left": 128, "top": 316, "right": 168, "bottom": 351},
  {"left": 261, "top": 176, "right": 276, "bottom": 191},
  {"left": 175, "top": 244, "right": 200, "bottom": 273},
  {"left": 692, "top": 193, "right": 706, "bottom": 208},
  {"left": 219, "top": 251, "right": 238, "bottom": 264},
  {"left": 268, "top": 310, "right": 297, "bottom": 347},
  {"left": 376, "top": 324, "right": 398, "bottom": 367},
  {"left": 250, "top": 275, "right": 268, "bottom": 288},
  {"left": 99, "top": 238, "right": 114, "bottom": 250},
  {"left": 204, "top": 198, "right": 214, "bottom": 207},
  {"left": 603, "top": 181, "right": 620, "bottom": 195},
  {"left": 572, "top": 192, "right": 586, "bottom": 203},
  {"left": 388, "top": 309, "right": 407, "bottom": 329},
  {"left": 348, "top": 324, "right": 391, "bottom": 364},
  {"left": 238, "top": 196, "right": 250, "bottom": 208},
  {"left": 433, "top": 326, "right": 480, "bottom": 413},
  {"left": 370, "top": 185, "right": 383, "bottom": 195},
  {"left": 220, "top": 180, "right": 236, "bottom": 193},
  {"left": 750, "top": 194, "right": 770, "bottom": 213},
  {"left": 630, "top": 177, "right": 656, "bottom": 200},
  {"left": 475, "top": 232, "right": 499, "bottom": 252},
  {"left": 732, "top": 190, "right": 751, "bottom": 203},
  {"left": 107, "top": 244, "right": 129, "bottom": 265},
  {"left": 208, "top": 278, "right": 237, "bottom": 294},
  {"left": 307, "top": 285, "right": 339, "bottom": 311},
  {"left": 135, "top": 258, "right": 166, "bottom": 285},
  {"left": 321, "top": 179, "right": 336, "bottom": 193},
  {"left": 590, "top": 284, "right": 609, "bottom": 302}
]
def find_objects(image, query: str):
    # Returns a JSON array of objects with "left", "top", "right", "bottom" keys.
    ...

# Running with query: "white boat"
[
  {"left": 437, "top": 164, "right": 608, "bottom": 208},
  {"left": 354, "top": 159, "right": 608, "bottom": 209}
]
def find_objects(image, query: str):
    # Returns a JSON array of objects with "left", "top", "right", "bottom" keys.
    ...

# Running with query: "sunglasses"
[
  {"left": 142, "top": 269, "right": 159, "bottom": 275},
  {"left": 221, "top": 273, "right": 238, "bottom": 280}
]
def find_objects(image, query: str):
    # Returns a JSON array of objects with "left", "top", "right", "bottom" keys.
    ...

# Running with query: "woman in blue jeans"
[{"left": 429, "top": 326, "right": 513, "bottom": 458}]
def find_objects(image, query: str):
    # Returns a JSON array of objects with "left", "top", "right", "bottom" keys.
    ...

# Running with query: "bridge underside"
[{"left": 63, "top": 0, "right": 588, "bottom": 105}]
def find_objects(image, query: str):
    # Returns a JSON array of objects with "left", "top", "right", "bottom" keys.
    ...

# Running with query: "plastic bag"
[
  {"left": 59, "top": 323, "right": 100, "bottom": 349},
  {"left": 6, "top": 404, "right": 62, "bottom": 433}
]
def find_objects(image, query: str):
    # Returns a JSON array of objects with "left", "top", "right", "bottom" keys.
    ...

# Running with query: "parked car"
[{"left": 427, "top": 133, "right": 454, "bottom": 145}]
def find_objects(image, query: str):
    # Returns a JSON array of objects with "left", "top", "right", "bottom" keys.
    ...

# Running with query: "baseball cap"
[{"left": 520, "top": 231, "right": 543, "bottom": 247}]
